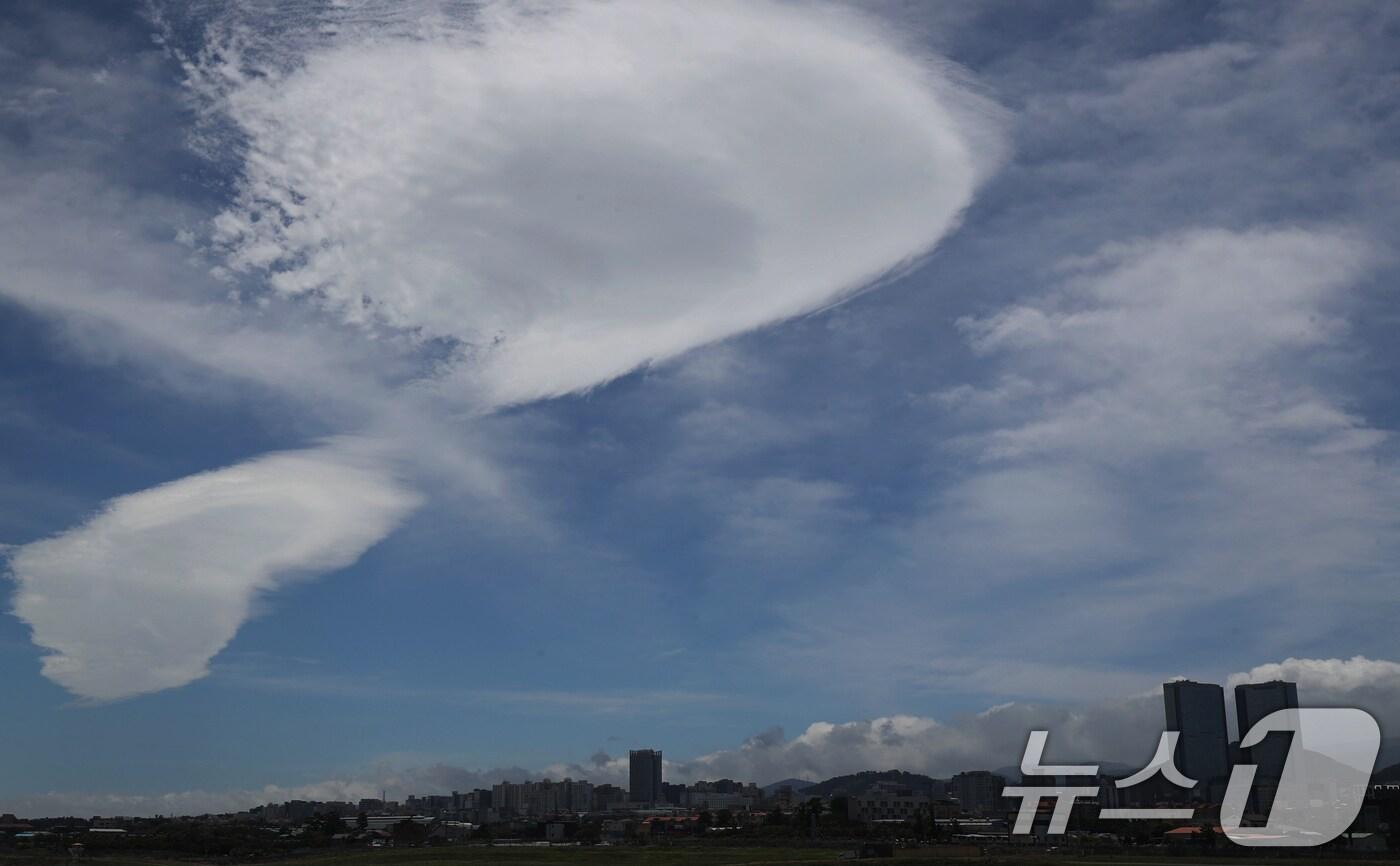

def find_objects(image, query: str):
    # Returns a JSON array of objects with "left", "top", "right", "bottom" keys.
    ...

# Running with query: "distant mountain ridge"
[
  {"left": 1373, "top": 761, "right": 1400, "bottom": 784},
  {"left": 1377, "top": 737, "right": 1400, "bottom": 771},
  {"left": 994, "top": 761, "right": 1136, "bottom": 784},
  {"left": 800, "top": 770, "right": 943, "bottom": 798},
  {"left": 767, "top": 744, "right": 1400, "bottom": 801}
]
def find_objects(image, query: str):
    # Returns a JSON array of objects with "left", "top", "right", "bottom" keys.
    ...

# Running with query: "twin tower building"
[{"left": 1164, "top": 678, "right": 1299, "bottom": 809}]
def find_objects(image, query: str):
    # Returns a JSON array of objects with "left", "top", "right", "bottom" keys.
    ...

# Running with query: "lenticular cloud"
[
  {"left": 205, "top": 0, "right": 1005, "bottom": 404},
  {"left": 9, "top": 443, "right": 421, "bottom": 701}
]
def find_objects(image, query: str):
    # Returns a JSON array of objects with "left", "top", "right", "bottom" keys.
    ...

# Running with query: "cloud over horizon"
[{"left": 8, "top": 655, "right": 1395, "bottom": 817}]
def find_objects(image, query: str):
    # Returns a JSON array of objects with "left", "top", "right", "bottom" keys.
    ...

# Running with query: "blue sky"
[{"left": 2, "top": 0, "right": 1400, "bottom": 816}]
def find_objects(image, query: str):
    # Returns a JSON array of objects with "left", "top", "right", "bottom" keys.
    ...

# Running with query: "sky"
[{"left": 1, "top": 0, "right": 1399, "bottom": 817}]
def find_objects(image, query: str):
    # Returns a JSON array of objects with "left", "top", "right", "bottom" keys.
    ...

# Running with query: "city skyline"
[
  {"left": 5, "top": 673, "right": 1386, "bottom": 825},
  {"left": 3, "top": 0, "right": 1400, "bottom": 818}
]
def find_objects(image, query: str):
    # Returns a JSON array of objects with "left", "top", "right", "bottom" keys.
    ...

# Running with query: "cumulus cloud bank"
[
  {"left": 468, "top": 656, "right": 1400, "bottom": 785},
  {"left": 675, "top": 656, "right": 1400, "bottom": 784},
  {"left": 8, "top": 442, "right": 420, "bottom": 701},
  {"left": 200, "top": 0, "right": 1004, "bottom": 404},
  {"left": 1229, "top": 656, "right": 1400, "bottom": 733}
]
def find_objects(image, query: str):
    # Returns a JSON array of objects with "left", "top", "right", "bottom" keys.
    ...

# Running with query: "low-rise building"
[{"left": 848, "top": 782, "right": 931, "bottom": 823}]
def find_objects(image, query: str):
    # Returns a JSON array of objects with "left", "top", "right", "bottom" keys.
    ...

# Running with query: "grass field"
[
  {"left": 4, "top": 845, "right": 840, "bottom": 866},
  {"left": 279, "top": 847, "right": 843, "bottom": 866}
]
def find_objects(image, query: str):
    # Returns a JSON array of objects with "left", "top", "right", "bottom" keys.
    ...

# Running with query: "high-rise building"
[
  {"left": 1163, "top": 680, "right": 1231, "bottom": 799},
  {"left": 1234, "top": 680, "right": 1299, "bottom": 762},
  {"left": 629, "top": 749, "right": 663, "bottom": 805},
  {"left": 1234, "top": 680, "right": 1299, "bottom": 813}
]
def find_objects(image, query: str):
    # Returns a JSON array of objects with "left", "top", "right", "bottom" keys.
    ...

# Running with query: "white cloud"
[
  {"left": 196, "top": 0, "right": 1005, "bottom": 405},
  {"left": 0, "top": 168, "right": 415, "bottom": 421},
  {"left": 946, "top": 228, "right": 1398, "bottom": 599},
  {"left": 7, "top": 440, "right": 420, "bottom": 701},
  {"left": 935, "top": 229, "right": 1398, "bottom": 595},
  {"left": 1228, "top": 656, "right": 1400, "bottom": 729},
  {"left": 1230, "top": 656, "right": 1400, "bottom": 693}
]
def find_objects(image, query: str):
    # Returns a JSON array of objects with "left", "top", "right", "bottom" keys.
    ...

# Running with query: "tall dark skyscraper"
[
  {"left": 629, "top": 748, "right": 663, "bottom": 805},
  {"left": 1234, "top": 680, "right": 1299, "bottom": 812},
  {"left": 1235, "top": 680, "right": 1299, "bottom": 753},
  {"left": 1163, "top": 680, "right": 1231, "bottom": 798}
]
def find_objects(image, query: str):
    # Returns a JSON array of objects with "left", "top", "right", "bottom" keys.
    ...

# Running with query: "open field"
[
  {"left": 0, "top": 846, "right": 840, "bottom": 866},
  {"left": 9, "top": 846, "right": 910, "bottom": 866}
]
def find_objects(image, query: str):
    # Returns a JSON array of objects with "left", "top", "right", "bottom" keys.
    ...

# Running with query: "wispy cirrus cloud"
[
  {"left": 942, "top": 227, "right": 1398, "bottom": 606},
  {"left": 757, "top": 227, "right": 1400, "bottom": 700},
  {"left": 217, "top": 660, "right": 728, "bottom": 715}
]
